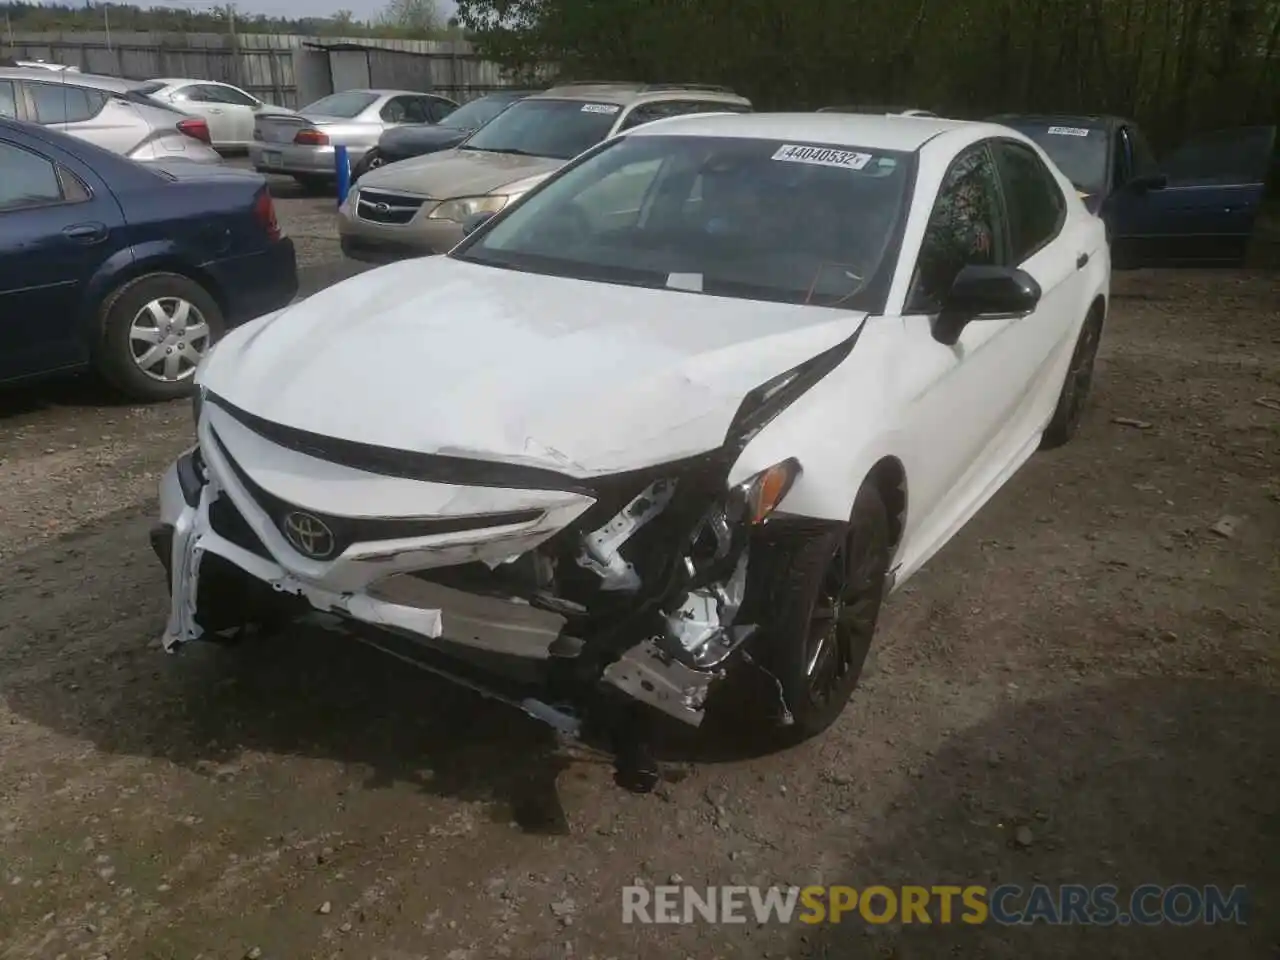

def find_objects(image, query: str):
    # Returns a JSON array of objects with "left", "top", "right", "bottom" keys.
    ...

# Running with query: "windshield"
[
  {"left": 461, "top": 98, "right": 620, "bottom": 160},
  {"left": 131, "top": 80, "right": 167, "bottom": 96},
  {"left": 454, "top": 134, "right": 912, "bottom": 312},
  {"left": 441, "top": 95, "right": 520, "bottom": 131},
  {"left": 1006, "top": 123, "right": 1108, "bottom": 194},
  {"left": 303, "top": 91, "right": 376, "bottom": 118}
]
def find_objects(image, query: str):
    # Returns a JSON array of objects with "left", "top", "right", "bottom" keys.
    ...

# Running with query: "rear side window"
[
  {"left": 0, "top": 140, "right": 64, "bottom": 210},
  {"left": 29, "top": 82, "right": 107, "bottom": 124},
  {"left": 0, "top": 80, "right": 17, "bottom": 119},
  {"left": 173, "top": 84, "right": 214, "bottom": 103},
  {"left": 992, "top": 140, "right": 1066, "bottom": 263},
  {"left": 382, "top": 95, "right": 427, "bottom": 123},
  {"left": 209, "top": 84, "right": 258, "bottom": 106},
  {"left": 304, "top": 91, "right": 377, "bottom": 118}
]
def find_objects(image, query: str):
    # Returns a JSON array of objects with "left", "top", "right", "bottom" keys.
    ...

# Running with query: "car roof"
[
  {"left": 348, "top": 88, "right": 429, "bottom": 97},
  {"left": 149, "top": 77, "right": 244, "bottom": 88},
  {"left": 0, "top": 68, "right": 139, "bottom": 93},
  {"left": 626, "top": 111, "right": 970, "bottom": 152},
  {"left": 989, "top": 113, "right": 1130, "bottom": 131},
  {"left": 529, "top": 82, "right": 750, "bottom": 107}
]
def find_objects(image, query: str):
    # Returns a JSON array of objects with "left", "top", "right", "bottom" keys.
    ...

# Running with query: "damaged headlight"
[
  {"left": 728, "top": 326, "right": 863, "bottom": 445},
  {"left": 727, "top": 458, "right": 801, "bottom": 526}
]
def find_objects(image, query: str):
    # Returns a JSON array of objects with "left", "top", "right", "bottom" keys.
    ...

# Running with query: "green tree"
[
  {"left": 376, "top": 0, "right": 442, "bottom": 35},
  {"left": 454, "top": 0, "right": 1280, "bottom": 143}
]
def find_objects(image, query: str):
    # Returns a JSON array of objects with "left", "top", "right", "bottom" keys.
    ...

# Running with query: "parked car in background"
[
  {"left": 156, "top": 111, "right": 1109, "bottom": 774},
  {"left": 339, "top": 81, "right": 752, "bottom": 262},
  {"left": 132, "top": 78, "right": 283, "bottom": 151},
  {"left": 0, "top": 118, "right": 297, "bottom": 400},
  {"left": 351, "top": 89, "right": 535, "bottom": 182},
  {"left": 819, "top": 105, "right": 938, "bottom": 117},
  {"left": 988, "top": 113, "right": 1276, "bottom": 267},
  {"left": 249, "top": 89, "right": 458, "bottom": 191},
  {"left": 0, "top": 68, "right": 222, "bottom": 163}
]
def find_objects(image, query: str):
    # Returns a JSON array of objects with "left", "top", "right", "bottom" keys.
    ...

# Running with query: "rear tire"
[
  {"left": 744, "top": 484, "right": 891, "bottom": 742},
  {"left": 96, "top": 272, "right": 225, "bottom": 402},
  {"left": 1041, "top": 306, "right": 1103, "bottom": 449}
]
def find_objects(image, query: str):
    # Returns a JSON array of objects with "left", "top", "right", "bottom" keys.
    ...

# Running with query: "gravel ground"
[{"left": 0, "top": 193, "right": 1276, "bottom": 959}]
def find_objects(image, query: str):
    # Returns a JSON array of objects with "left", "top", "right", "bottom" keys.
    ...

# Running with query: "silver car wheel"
[{"left": 129, "top": 297, "right": 212, "bottom": 382}]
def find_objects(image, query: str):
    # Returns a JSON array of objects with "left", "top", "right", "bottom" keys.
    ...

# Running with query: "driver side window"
[{"left": 906, "top": 144, "right": 1005, "bottom": 313}]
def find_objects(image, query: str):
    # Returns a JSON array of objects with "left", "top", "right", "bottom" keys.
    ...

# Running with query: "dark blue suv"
[{"left": 0, "top": 118, "right": 297, "bottom": 400}]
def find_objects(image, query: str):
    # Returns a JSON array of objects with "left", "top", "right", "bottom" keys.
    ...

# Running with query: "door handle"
[
  {"left": 1076, "top": 252, "right": 1090, "bottom": 269},
  {"left": 63, "top": 222, "right": 108, "bottom": 244}
]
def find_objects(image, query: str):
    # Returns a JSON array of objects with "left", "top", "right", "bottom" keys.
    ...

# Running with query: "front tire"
[
  {"left": 96, "top": 272, "right": 225, "bottom": 402},
  {"left": 1041, "top": 306, "right": 1103, "bottom": 449},
  {"left": 747, "top": 484, "right": 891, "bottom": 742}
]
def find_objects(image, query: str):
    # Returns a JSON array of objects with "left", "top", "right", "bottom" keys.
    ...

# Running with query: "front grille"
[
  {"left": 208, "top": 494, "right": 271, "bottom": 560},
  {"left": 208, "top": 428, "right": 545, "bottom": 559},
  {"left": 356, "top": 188, "right": 429, "bottom": 225}
]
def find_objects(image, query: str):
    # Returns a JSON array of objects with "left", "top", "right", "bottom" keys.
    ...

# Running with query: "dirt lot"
[{"left": 0, "top": 188, "right": 1277, "bottom": 959}]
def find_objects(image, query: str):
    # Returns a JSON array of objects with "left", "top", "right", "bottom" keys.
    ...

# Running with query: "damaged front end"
[
  {"left": 154, "top": 427, "right": 799, "bottom": 741},
  {"left": 367, "top": 451, "right": 802, "bottom": 731},
  {"left": 155, "top": 331, "right": 857, "bottom": 783}
]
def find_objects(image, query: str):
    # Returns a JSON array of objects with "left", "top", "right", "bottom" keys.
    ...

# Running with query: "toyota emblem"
[
  {"left": 282, "top": 511, "right": 336, "bottom": 559},
  {"left": 373, "top": 201, "right": 391, "bottom": 214}
]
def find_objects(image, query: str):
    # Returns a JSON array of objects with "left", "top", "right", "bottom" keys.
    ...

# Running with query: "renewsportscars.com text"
[{"left": 621, "top": 883, "right": 1249, "bottom": 926}]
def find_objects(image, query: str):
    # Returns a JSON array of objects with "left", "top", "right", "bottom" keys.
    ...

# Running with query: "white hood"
[{"left": 199, "top": 258, "right": 864, "bottom": 477}]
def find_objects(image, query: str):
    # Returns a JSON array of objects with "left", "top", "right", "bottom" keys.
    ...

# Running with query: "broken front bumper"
[{"left": 153, "top": 402, "right": 768, "bottom": 732}]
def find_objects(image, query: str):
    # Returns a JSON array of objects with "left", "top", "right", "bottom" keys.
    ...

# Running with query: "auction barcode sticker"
[
  {"left": 1047, "top": 126, "right": 1091, "bottom": 137},
  {"left": 772, "top": 144, "right": 873, "bottom": 170},
  {"left": 581, "top": 103, "right": 620, "bottom": 114}
]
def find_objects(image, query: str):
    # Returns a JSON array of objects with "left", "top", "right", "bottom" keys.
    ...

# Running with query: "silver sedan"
[{"left": 249, "top": 89, "right": 457, "bottom": 190}]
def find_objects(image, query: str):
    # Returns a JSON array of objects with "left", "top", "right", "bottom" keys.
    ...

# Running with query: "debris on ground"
[{"left": 1209, "top": 515, "right": 1244, "bottom": 539}]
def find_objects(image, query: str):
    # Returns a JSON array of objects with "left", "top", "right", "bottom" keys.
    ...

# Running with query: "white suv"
[{"left": 0, "top": 68, "right": 222, "bottom": 163}]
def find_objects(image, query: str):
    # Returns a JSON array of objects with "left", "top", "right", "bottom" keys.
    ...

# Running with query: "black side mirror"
[
  {"left": 932, "top": 264, "right": 1042, "bottom": 346},
  {"left": 1126, "top": 172, "right": 1168, "bottom": 193},
  {"left": 461, "top": 211, "right": 496, "bottom": 237}
]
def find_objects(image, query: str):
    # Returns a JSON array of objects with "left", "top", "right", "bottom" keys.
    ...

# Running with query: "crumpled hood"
[
  {"left": 199, "top": 258, "right": 865, "bottom": 477},
  {"left": 356, "top": 147, "right": 563, "bottom": 198}
]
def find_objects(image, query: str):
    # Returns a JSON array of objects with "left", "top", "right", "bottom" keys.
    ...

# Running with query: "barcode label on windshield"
[
  {"left": 581, "top": 103, "right": 620, "bottom": 114},
  {"left": 772, "top": 144, "right": 872, "bottom": 170},
  {"left": 1047, "top": 126, "right": 1091, "bottom": 137}
]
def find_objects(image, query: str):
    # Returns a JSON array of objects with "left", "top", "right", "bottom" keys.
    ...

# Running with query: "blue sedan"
[
  {"left": 0, "top": 117, "right": 297, "bottom": 400},
  {"left": 988, "top": 114, "right": 1276, "bottom": 268}
]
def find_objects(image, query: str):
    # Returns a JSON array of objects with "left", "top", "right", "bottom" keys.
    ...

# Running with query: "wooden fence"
[{"left": 3, "top": 31, "right": 520, "bottom": 107}]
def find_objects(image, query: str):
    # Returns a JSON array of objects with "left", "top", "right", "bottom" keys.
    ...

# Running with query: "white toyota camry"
[{"left": 153, "top": 112, "right": 1109, "bottom": 773}]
